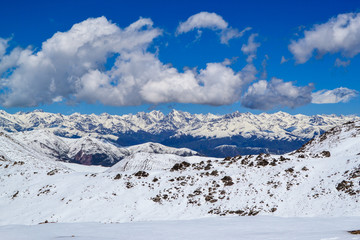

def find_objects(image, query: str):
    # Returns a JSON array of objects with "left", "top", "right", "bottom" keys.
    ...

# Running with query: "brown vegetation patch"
[{"left": 348, "top": 230, "right": 360, "bottom": 235}]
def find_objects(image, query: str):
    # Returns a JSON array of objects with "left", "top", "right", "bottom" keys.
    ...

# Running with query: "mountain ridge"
[
  {"left": 11, "top": 130, "right": 198, "bottom": 166},
  {"left": 0, "top": 109, "right": 358, "bottom": 156}
]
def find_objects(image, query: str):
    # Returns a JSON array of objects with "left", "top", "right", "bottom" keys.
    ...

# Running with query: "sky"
[{"left": 0, "top": 0, "right": 359, "bottom": 116}]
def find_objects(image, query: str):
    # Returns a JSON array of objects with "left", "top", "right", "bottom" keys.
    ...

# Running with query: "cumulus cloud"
[
  {"left": 75, "top": 50, "right": 255, "bottom": 106},
  {"left": 2, "top": 16, "right": 351, "bottom": 111},
  {"left": 176, "top": 12, "right": 250, "bottom": 44},
  {"left": 311, "top": 87, "right": 358, "bottom": 104},
  {"left": 241, "top": 78, "right": 314, "bottom": 110},
  {"left": 0, "top": 16, "right": 257, "bottom": 108},
  {"left": 0, "top": 17, "right": 163, "bottom": 107},
  {"left": 289, "top": 12, "right": 360, "bottom": 63}
]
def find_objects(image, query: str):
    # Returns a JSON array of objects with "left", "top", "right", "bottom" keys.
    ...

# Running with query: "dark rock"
[
  {"left": 321, "top": 151, "right": 331, "bottom": 157},
  {"left": 114, "top": 174, "right": 122, "bottom": 180},
  {"left": 134, "top": 171, "right": 149, "bottom": 178},
  {"left": 257, "top": 159, "right": 269, "bottom": 167},
  {"left": 47, "top": 169, "right": 58, "bottom": 176},
  {"left": 170, "top": 161, "right": 190, "bottom": 172},
  {"left": 221, "top": 176, "right": 234, "bottom": 186}
]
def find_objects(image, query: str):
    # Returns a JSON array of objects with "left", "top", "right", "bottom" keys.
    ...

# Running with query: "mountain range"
[
  {"left": 0, "top": 109, "right": 358, "bottom": 157},
  {"left": 11, "top": 130, "right": 198, "bottom": 166},
  {"left": 0, "top": 119, "right": 359, "bottom": 225}
]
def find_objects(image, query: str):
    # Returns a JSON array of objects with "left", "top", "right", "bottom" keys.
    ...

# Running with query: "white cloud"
[
  {"left": 241, "top": 33, "right": 260, "bottom": 63},
  {"left": 76, "top": 50, "right": 256, "bottom": 106},
  {"left": 289, "top": 12, "right": 360, "bottom": 63},
  {"left": 241, "top": 78, "right": 314, "bottom": 110},
  {"left": 0, "top": 47, "right": 23, "bottom": 77},
  {"left": 177, "top": 12, "right": 228, "bottom": 33},
  {"left": 311, "top": 87, "right": 358, "bottom": 104},
  {"left": 4, "top": 16, "right": 352, "bottom": 111},
  {"left": 0, "top": 17, "right": 257, "bottom": 108},
  {"left": 0, "top": 17, "right": 162, "bottom": 107},
  {"left": 0, "top": 38, "right": 8, "bottom": 58},
  {"left": 220, "top": 27, "right": 251, "bottom": 44},
  {"left": 334, "top": 58, "right": 350, "bottom": 67},
  {"left": 176, "top": 12, "right": 250, "bottom": 44}
]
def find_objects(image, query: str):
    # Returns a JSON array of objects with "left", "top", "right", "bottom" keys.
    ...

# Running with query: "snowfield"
[
  {"left": 1, "top": 217, "right": 360, "bottom": 240},
  {"left": 0, "top": 121, "right": 359, "bottom": 239}
]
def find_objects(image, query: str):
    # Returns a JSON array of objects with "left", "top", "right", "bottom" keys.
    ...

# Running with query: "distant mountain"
[
  {"left": 0, "top": 121, "right": 359, "bottom": 225},
  {"left": 0, "top": 109, "right": 358, "bottom": 156},
  {"left": 12, "top": 130, "right": 198, "bottom": 166}
]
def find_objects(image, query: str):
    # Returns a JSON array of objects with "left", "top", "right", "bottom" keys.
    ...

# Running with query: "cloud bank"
[
  {"left": 289, "top": 12, "right": 360, "bottom": 63},
  {"left": 176, "top": 12, "right": 250, "bottom": 44},
  {"left": 311, "top": 87, "right": 358, "bottom": 104},
  {"left": 241, "top": 78, "right": 314, "bottom": 110},
  {"left": 0, "top": 16, "right": 256, "bottom": 107},
  {"left": 0, "top": 16, "right": 357, "bottom": 110}
]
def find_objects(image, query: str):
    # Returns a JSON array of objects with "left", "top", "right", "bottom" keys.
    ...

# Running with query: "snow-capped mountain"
[
  {"left": 11, "top": 130, "right": 198, "bottom": 166},
  {"left": 107, "top": 152, "right": 187, "bottom": 172},
  {"left": 127, "top": 142, "right": 198, "bottom": 157},
  {"left": 0, "top": 121, "right": 359, "bottom": 225},
  {"left": 0, "top": 110, "right": 358, "bottom": 156}
]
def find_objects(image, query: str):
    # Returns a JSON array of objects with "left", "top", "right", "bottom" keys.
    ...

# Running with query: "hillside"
[
  {"left": 0, "top": 121, "right": 359, "bottom": 225},
  {"left": 10, "top": 130, "right": 197, "bottom": 166}
]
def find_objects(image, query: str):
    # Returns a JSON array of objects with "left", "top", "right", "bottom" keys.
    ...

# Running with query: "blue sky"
[{"left": 0, "top": 0, "right": 359, "bottom": 115}]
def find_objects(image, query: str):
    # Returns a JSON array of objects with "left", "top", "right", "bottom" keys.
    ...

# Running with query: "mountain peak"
[
  {"left": 0, "top": 109, "right": 358, "bottom": 157},
  {"left": 31, "top": 109, "right": 44, "bottom": 113}
]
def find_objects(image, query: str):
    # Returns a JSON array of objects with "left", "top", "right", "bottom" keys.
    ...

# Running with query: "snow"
[
  {"left": 107, "top": 152, "right": 186, "bottom": 171},
  {"left": 0, "top": 109, "right": 358, "bottom": 141},
  {"left": 10, "top": 130, "right": 198, "bottom": 166},
  {"left": 60, "top": 162, "right": 108, "bottom": 173},
  {"left": 0, "top": 217, "right": 360, "bottom": 240},
  {"left": 0, "top": 121, "right": 359, "bottom": 230},
  {"left": 127, "top": 142, "right": 198, "bottom": 156}
]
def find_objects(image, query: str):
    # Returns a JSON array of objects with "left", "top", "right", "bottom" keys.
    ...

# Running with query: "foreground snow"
[
  {"left": 1, "top": 216, "right": 360, "bottom": 240},
  {"left": 0, "top": 121, "right": 359, "bottom": 225}
]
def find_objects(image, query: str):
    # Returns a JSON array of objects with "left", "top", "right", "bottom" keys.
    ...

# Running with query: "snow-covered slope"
[
  {"left": 0, "top": 121, "right": 359, "bottom": 225},
  {"left": 127, "top": 142, "right": 198, "bottom": 156},
  {"left": 11, "top": 130, "right": 198, "bottom": 166},
  {"left": 108, "top": 152, "right": 186, "bottom": 172},
  {"left": 0, "top": 110, "right": 358, "bottom": 156}
]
